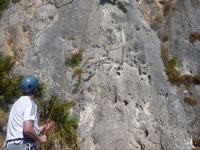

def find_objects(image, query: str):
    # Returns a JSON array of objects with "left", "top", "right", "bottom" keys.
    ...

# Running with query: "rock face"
[{"left": 1, "top": 0, "right": 200, "bottom": 149}]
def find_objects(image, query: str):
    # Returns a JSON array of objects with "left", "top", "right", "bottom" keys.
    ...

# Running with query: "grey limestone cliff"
[{"left": 1, "top": 0, "right": 200, "bottom": 149}]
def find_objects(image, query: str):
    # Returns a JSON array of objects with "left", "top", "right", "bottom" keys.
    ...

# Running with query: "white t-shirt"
[{"left": 6, "top": 96, "right": 38, "bottom": 141}]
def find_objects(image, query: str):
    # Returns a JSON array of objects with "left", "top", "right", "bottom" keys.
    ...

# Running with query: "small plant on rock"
[
  {"left": 0, "top": 53, "right": 24, "bottom": 109},
  {"left": 68, "top": 36, "right": 75, "bottom": 41},
  {"left": 161, "top": 44, "right": 169, "bottom": 67},
  {"left": 188, "top": 31, "right": 200, "bottom": 43},
  {"left": 163, "top": 1, "right": 171, "bottom": 15},
  {"left": 182, "top": 74, "right": 194, "bottom": 89},
  {"left": 193, "top": 131, "right": 200, "bottom": 149},
  {"left": 194, "top": 74, "right": 200, "bottom": 84},
  {"left": 154, "top": 15, "right": 162, "bottom": 23},
  {"left": 65, "top": 46, "right": 85, "bottom": 67},
  {"left": 73, "top": 67, "right": 83, "bottom": 77},
  {"left": 183, "top": 96, "right": 198, "bottom": 106}
]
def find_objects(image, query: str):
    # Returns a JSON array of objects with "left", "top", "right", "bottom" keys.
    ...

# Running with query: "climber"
[{"left": 1, "top": 75, "right": 55, "bottom": 150}]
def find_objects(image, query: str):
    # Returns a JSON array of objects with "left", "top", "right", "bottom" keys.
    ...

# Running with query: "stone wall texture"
[{"left": 1, "top": 0, "right": 200, "bottom": 149}]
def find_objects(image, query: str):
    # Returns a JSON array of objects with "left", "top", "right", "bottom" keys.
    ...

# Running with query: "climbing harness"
[{"left": 42, "top": 0, "right": 92, "bottom": 149}]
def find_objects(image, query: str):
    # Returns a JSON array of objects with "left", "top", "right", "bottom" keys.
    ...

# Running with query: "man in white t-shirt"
[{"left": 2, "top": 75, "right": 54, "bottom": 150}]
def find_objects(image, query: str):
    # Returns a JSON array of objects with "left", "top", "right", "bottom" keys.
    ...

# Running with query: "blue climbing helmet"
[{"left": 20, "top": 75, "right": 39, "bottom": 93}]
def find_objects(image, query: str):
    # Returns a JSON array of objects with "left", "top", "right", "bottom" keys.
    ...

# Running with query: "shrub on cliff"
[
  {"left": 65, "top": 46, "right": 85, "bottom": 67},
  {"left": 0, "top": 0, "right": 10, "bottom": 17},
  {"left": 0, "top": 53, "right": 23, "bottom": 109},
  {"left": 188, "top": 31, "right": 200, "bottom": 43},
  {"left": 38, "top": 96, "right": 79, "bottom": 150},
  {"left": 183, "top": 96, "right": 198, "bottom": 106}
]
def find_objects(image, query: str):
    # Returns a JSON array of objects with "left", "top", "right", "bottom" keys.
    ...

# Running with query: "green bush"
[
  {"left": 164, "top": 56, "right": 183, "bottom": 86},
  {"left": 0, "top": 53, "right": 23, "bottom": 109},
  {"left": 38, "top": 96, "right": 79, "bottom": 149},
  {"left": 0, "top": 0, "right": 10, "bottom": 17},
  {"left": 0, "top": 52, "right": 79, "bottom": 149},
  {"left": 0, "top": 0, "right": 9, "bottom": 11}
]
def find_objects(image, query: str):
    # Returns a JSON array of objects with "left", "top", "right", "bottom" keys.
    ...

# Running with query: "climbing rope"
[{"left": 42, "top": 0, "right": 91, "bottom": 149}]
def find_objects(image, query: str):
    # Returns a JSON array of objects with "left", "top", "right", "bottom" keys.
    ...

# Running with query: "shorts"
[{"left": 1, "top": 142, "right": 37, "bottom": 150}]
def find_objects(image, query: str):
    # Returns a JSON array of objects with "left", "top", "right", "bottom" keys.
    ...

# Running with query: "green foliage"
[
  {"left": 163, "top": 52, "right": 182, "bottom": 86},
  {"left": 168, "top": 57, "right": 178, "bottom": 69},
  {"left": 0, "top": 0, "right": 9, "bottom": 17},
  {"left": 65, "top": 47, "right": 85, "bottom": 67},
  {"left": 160, "top": 44, "right": 200, "bottom": 88},
  {"left": 0, "top": 53, "right": 23, "bottom": 109},
  {"left": 34, "top": 82, "right": 46, "bottom": 109},
  {"left": 165, "top": 65, "right": 182, "bottom": 86},
  {"left": 0, "top": 53, "right": 79, "bottom": 149},
  {"left": 188, "top": 31, "right": 200, "bottom": 43},
  {"left": 183, "top": 96, "right": 198, "bottom": 106},
  {"left": 39, "top": 96, "right": 79, "bottom": 149},
  {"left": 0, "top": 0, "right": 9, "bottom": 11}
]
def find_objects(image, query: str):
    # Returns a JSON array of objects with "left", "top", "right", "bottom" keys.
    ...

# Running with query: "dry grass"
[
  {"left": 87, "top": 87, "right": 91, "bottom": 92},
  {"left": 194, "top": 74, "right": 200, "bottom": 84},
  {"left": 188, "top": 31, "right": 200, "bottom": 43},
  {"left": 73, "top": 67, "right": 83, "bottom": 77},
  {"left": 162, "top": 33, "right": 168, "bottom": 42},
  {"left": 183, "top": 96, "right": 198, "bottom": 106},
  {"left": 163, "top": 1, "right": 171, "bottom": 15},
  {"left": 182, "top": 74, "right": 194, "bottom": 89},
  {"left": 161, "top": 44, "right": 169, "bottom": 67},
  {"left": 194, "top": 133, "right": 200, "bottom": 147},
  {"left": 68, "top": 36, "right": 75, "bottom": 41},
  {"left": 62, "top": 35, "right": 66, "bottom": 39},
  {"left": 12, "top": 0, "right": 21, "bottom": 4},
  {"left": 61, "top": 25, "right": 66, "bottom": 28}
]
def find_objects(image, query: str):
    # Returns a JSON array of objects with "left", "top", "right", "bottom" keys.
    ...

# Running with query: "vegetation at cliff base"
[
  {"left": 0, "top": 53, "right": 23, "bottom": 109},
  {"left": 0, "top": 53, "right": 79, "bottom": 149},
  {"left": 37, "top": 96, "right": 79, "bottom": 150}
]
